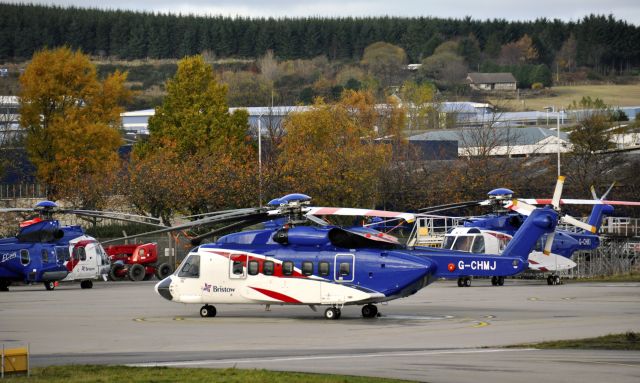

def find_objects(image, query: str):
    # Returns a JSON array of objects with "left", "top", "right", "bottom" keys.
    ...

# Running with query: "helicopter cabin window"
[
  {"left": 73, "top": 247, "right": 87, "bottom": 261},
  {"left": 442, "top": 236, "right": 456, "bottom": 250},
  {"left": 248, "top": 260, "right": 259, "bottom": 276},
  {"left": 452, "top": 236, "right": 474, "bottom": 252},
  {"left": 41, "top": 249, "right": 49, "bottom": 263},
  {"left": 177, "top": 254, "right": 200, "bottom": 278},
  {"left": 301, "top": 261, "right": 313, "bottom": 276},
  {"left": 55, "top": 247, "right": 67, "bottom": 263},
  {"left": 499, "top": 237, "right": 511, "bottom": 252},
  {"left": 20, "top": 249, "right": 30, "bottom": 265},
  {"left": 471, "top": 236, "right": 485, "bottom": 253},
  {"left": 263, "top": 261, "right": 274, "bottom": 275},
  {"left": 232, "top": 260, "right": 244, "bottom": 275},
  {"left": 282, "top": 261, "right": 294, "bottom": 276},
  {"left": 318, "top": 261, "right": 330, "bottom": 277},
  {"left": 339, "top": 262, "right": 350, "bottom": 276}
]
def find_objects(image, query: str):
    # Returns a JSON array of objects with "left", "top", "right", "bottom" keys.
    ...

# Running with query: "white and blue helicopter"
[
  {"left": 107, "top": 192, "right": 562, "bottom": 320},
  {"left": 0, "top": 201, "right": 162, "bottom": 291},
  {"left": 415, "top": 178, "right": 638, "bottom": 286}
]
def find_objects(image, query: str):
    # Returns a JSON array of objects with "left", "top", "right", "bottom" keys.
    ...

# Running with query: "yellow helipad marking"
[
  {"left": 472, "top": 321, "right": 489, "bottom": 328},
  {"left": 133, "top": 318, "right": 145, "bottom": 322},
  {"left": 173, "top": 317, "right": 185, "bottom": 321}
]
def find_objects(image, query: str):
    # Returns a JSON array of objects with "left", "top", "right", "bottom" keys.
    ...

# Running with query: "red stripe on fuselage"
[{"left": 249, "top": 286, "right": 302, "bottom": 303}]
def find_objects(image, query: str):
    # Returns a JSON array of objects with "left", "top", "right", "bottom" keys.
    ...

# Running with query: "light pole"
[
  {"left": 557, "top": 107, "right": 561, "bottom": 177},
  {"left": 257, "top": 113, "right": 263, "bottom": 207}
]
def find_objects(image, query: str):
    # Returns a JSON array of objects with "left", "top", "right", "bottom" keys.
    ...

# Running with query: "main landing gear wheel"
[
  {"left": 324, "top": 307, "right": 341, "bottom": 320},
  {"left": 0, "top": 281, "right": 9, "bottom": 291},
  {"left": 491, "top": 276, "right": 497, "bottom": 286},
  {"left": 80, "top": 280, "right": 93, "bottom": 289},
  {"left": 361, "top": 304, "right": 378, "bottom": 318},
  {"left": 458, "top": 277, "right": 472, "bottom": 287},
  {"left": 496, "top": 276, "right": 504, "bottom": 286},
  {"left": 200, "top": 305, "right": 217, "bottom": 317},
  {"left": 547, "top": 275, "right": 562, "bottom": 285},
  {"left": 44, "top": 281, "right": 55, "bottom": 291}
]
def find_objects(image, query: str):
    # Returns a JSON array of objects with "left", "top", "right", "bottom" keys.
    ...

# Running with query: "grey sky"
[{"left": 4, "top": 0, "right": 640, "bottom": 24}]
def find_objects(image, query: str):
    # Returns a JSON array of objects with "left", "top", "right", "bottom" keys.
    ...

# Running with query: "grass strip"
[{"left": 507, "top": 332, "right": 640, "bottom": 350}]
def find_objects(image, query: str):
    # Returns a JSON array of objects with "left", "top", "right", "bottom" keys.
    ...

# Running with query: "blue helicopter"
[
  {"left": 0, "top": 201, "right": 163, "bottom": 291},
  {"left": 413, "top": 178, "right": 624, "bottom": 286},
  {"left": 101, "top": 193, "right": 559, "bottom": 320}
]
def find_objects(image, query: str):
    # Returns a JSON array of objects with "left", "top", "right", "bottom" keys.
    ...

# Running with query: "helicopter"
[
  {"left": 109, "top": 192, "right": 561, "bottom": 320},
  {"left": 0, "top": 201, "right": 162, "bottom": 291},
  {"left": 412, "top": 178, "right": 634, "bottom": 286}
]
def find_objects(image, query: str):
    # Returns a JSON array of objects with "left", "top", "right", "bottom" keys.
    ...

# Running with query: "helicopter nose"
[{"left": 155, "top": 277, "right": 173, "bottom": 301}]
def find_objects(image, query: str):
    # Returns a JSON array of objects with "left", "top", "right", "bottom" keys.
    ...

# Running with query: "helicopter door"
[
  {"left": 334, "top": 253, "right": 354, "bottom": 282},
  {"left": 229, "top": 254, "right": 247, "bottom": 279}
]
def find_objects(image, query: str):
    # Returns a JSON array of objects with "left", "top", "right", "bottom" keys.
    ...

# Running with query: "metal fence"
[
  {"left": 0, "top": 184, "right": 45, "bottom": 200},
  {"left": 572, "top": 238, "right": 640, "bottom": 277}
]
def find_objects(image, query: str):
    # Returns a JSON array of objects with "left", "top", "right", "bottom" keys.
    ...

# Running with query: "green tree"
[
  {"left": 360, "top": 41, "right": 407, "bottom": 90},
  {"left": 141, "top": 55, "right": 249, "bottom": 158},
  {"left": 19, "top": 46, "right": 131, "bottom": 207}
]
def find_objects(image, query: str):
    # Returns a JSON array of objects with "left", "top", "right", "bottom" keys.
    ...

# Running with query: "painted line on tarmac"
[{"left": 127, "top": 348, "right": 537, "bottom": 368}]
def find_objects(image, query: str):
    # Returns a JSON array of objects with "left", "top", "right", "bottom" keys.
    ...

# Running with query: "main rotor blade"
[
  {"left": 190, "top": 218, "right": 266, "bottom": 246},
  {"left": 518, "top": 198, "right": 640, "bottom": 206},
  {"left": 551, "top": 175, "right": 566, "bottom": 210},
  {"left": 305, "top": 207, "right": 415, "bottom": 223},
  {"left": 543, "top": 231, "right": 555, "bottom": 255},
  {"left": 504, "top": 199, "right": 536, "bottom": 216},
  {"left": 101, "top": 208, "right": 270, "bottom": 244},
  {"left": 416, "top": 200, "right": 486, "bottom": 214},
  {"left": 560, "top": 215, "right": 597, "bottom": 233},
  {"left": 590, "top": 185, "right": 598, "bottom": 200},
  {"left": 601, "top": 181, "right": 616, "bottom": 200}
]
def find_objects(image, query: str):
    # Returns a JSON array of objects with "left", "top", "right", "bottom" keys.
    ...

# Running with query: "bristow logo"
[
  {"left": 202, "top": 283, "right": 235, "bottom": 293},
  {"left": 1, "top": 252, "right": 17, "bottom": 263}
]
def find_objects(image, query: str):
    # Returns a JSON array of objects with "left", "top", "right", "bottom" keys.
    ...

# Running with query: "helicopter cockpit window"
[
  {"left": 471, "top": 236, "right": 485, "bottom": 253},
  {"left": 442, "top": 236, "right": 456, "bottom": 250},
  {"left": 232, "top": 261, "right": 244, "bottom": 275},
  {"left": 452, "top": 236, "right": 474, "bottom": 252},
  {"left": 75, "top": 247, "right": 87, "bottom": 261},
  {"left": 20, "top": 249, "right": 30, "bottom": 265},
  {"left": 41, "top": 249, "right": 49, "bottom": 263},
  {"left": 178, "top": 254, "right": 200, "bottom": 278}
]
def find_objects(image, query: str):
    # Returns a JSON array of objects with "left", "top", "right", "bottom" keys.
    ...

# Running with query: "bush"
[{"left": 531, "top": 82, "right": 544, "bottom": 89}]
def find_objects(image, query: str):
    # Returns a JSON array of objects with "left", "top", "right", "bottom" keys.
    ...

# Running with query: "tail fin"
[
  {"left": 502, "top": 207, "right": 558, "bottom": 262},
  {"left": 587, "top": 204, "right": 614, "bottom": 232}
]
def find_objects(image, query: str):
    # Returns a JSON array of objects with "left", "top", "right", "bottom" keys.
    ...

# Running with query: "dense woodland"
[{"left": 1, "top": 3, "right": 639, "bottom": 75}]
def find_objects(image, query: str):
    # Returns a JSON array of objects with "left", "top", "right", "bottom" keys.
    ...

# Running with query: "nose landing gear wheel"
[
  {"left": 324, "top": 307, "right": 340, "bottom": 320},
  {"left": 361, "top": 304, "right": 378, "bottom": 318},
  {"left": 80, "top": 280, "right": 93, "bottom": 289},
  {"left": 491, "top": 276, "right": 497, "bottom": 286},
  {"left": 200, "top": 305, "right": 217, "bottom": 317},
  {"left": 497, "top": 276, "right": 504, "bottom": 286},
  {"left": 463, "top": 277, "right": 472, "bottom": 287},
  {"left": 457, "top": 277, "right": 464, "bottom": 287}
]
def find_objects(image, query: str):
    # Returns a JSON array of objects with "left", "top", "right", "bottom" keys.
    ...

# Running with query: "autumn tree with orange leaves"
[
  {"left": 277, "top": 90, "right": 404, "bottom": 208},
  {"left": 19, "top": 46, "right": 131, "bottom": 208}
]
